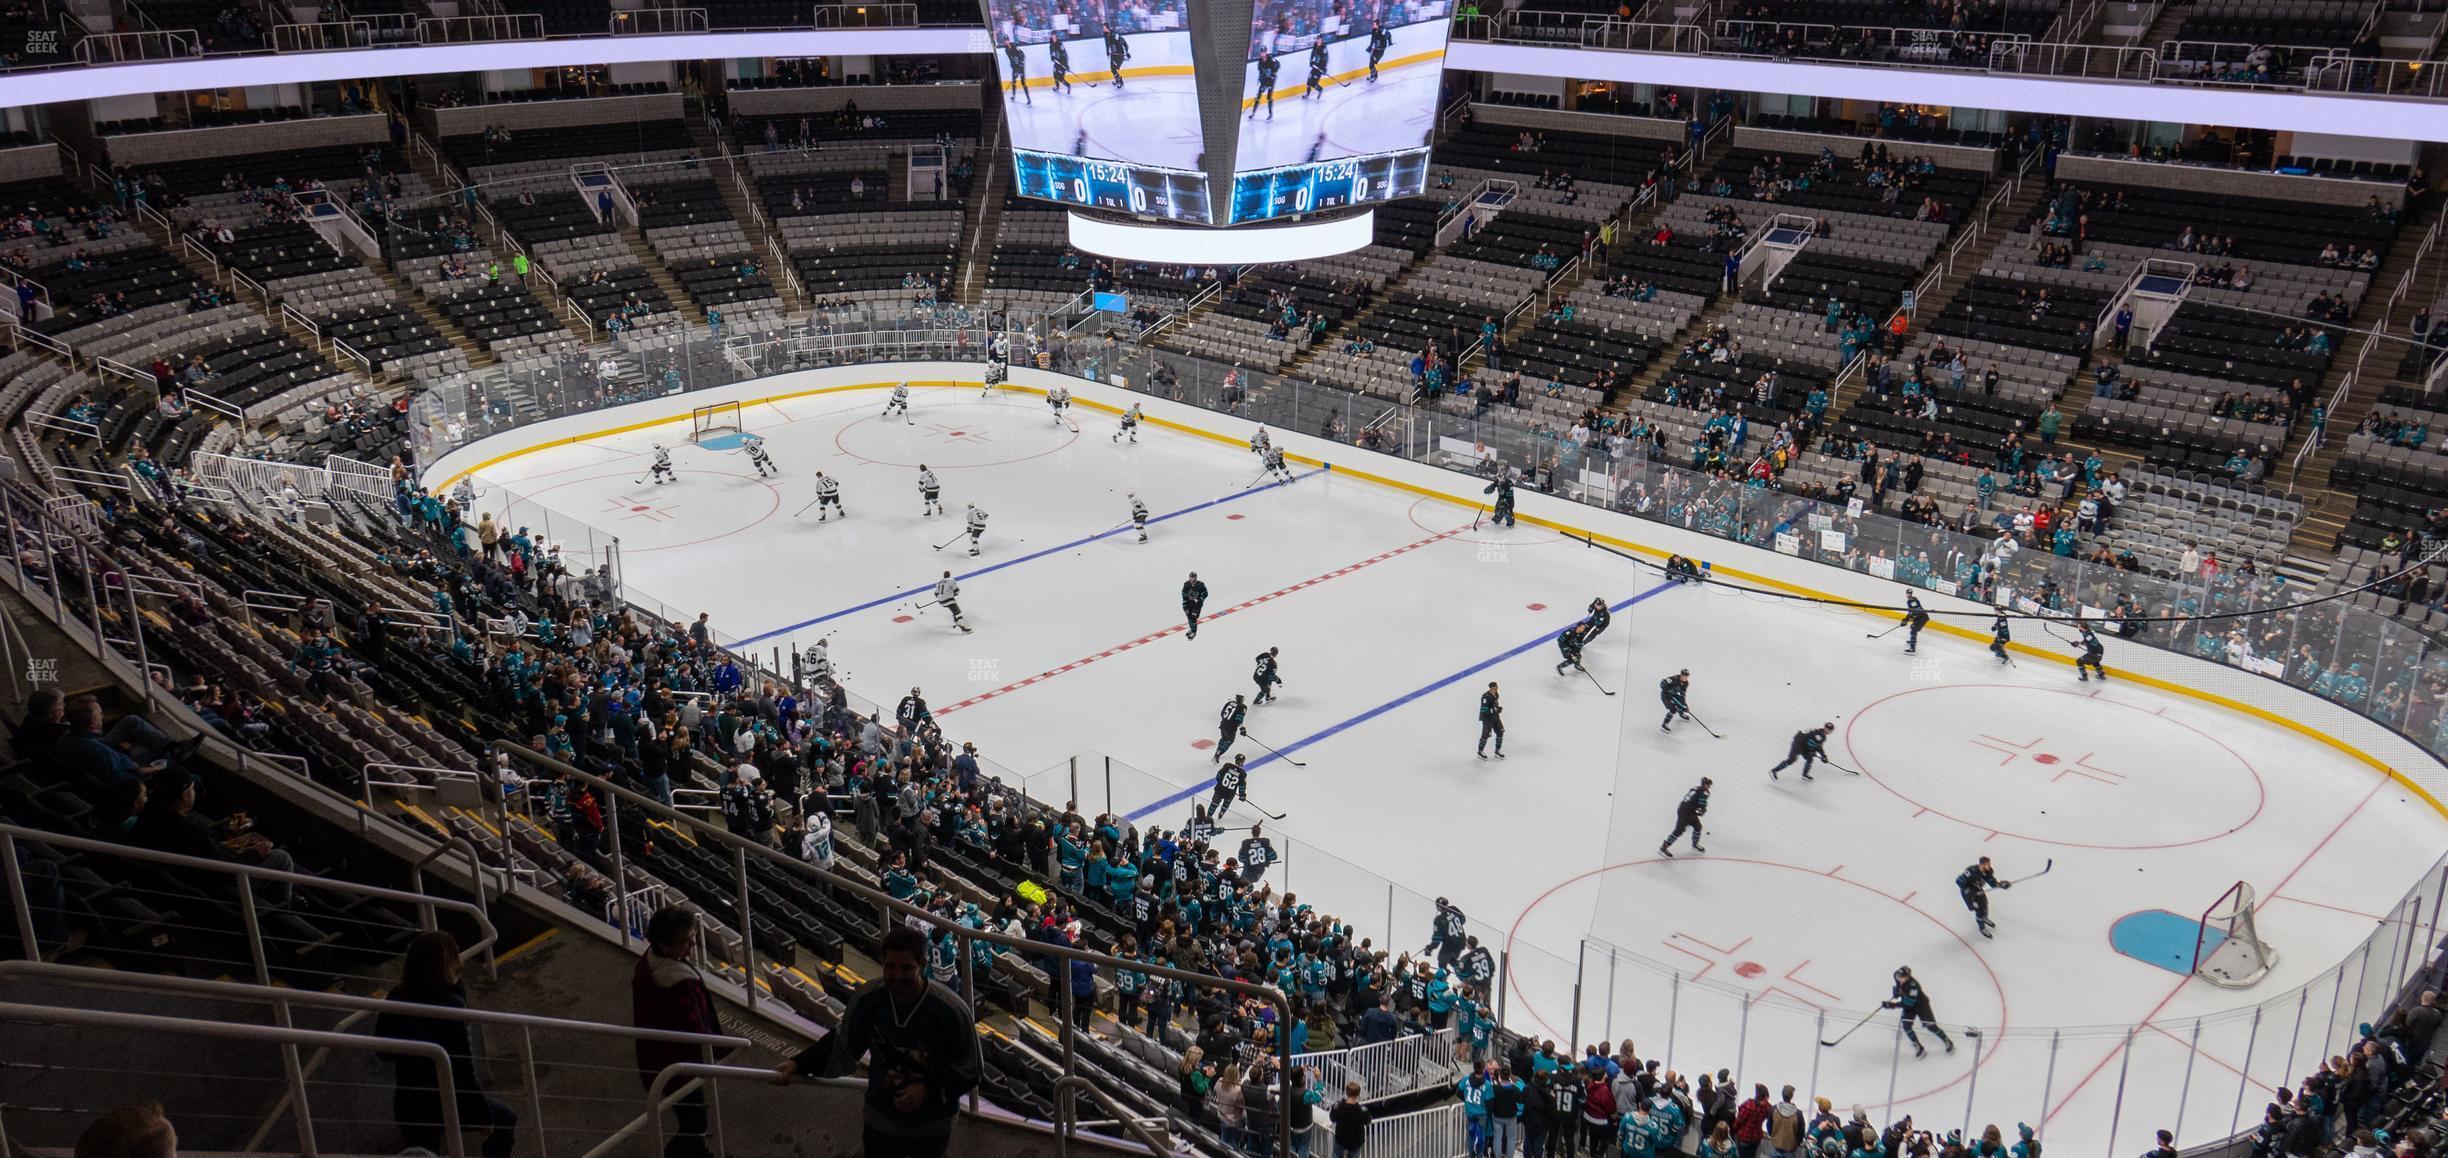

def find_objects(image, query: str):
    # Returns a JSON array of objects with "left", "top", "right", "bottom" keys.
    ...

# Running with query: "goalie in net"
[{"left": 2195, "top": 880, "right": 2278, "bottom": 988}]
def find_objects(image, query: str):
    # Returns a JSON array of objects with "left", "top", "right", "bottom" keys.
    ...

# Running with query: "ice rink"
[
  {"left": 1000, "top": 33, "right": 1204, "bottom": 169},
  {"left": 1234, "top": 21, "right": 1448, "bottom": 171},
  {"left": 457, "top": 382, "right": 2448, "bottom": 1153}
]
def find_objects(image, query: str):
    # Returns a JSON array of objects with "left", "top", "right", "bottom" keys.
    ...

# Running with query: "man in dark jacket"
[
  {"left": 774, "top": 925, "right": 981, "bottom": 1157},
  {"left": 1359, "top": 995, "right": 1401, "bottom": 1045},
  {"left": 632, "top": 908, "right": 720, "bottom": 1158},
  {"left": 1329, "top": 1081, "right": 1371, "bottom": 1157}
]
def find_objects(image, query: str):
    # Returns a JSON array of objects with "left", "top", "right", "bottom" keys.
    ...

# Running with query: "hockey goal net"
[
  {"left": 689, "top": 400, "right": 743, "bottom": 444},
  {"left": 2194, "top": 880, "right": 2278, "bottom": 988}
]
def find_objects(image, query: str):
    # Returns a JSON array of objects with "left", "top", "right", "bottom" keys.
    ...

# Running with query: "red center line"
[
  {"left": 937, "top": 527, "right": 1464, "bottom": 717},
  {"left": 2040, "top": 776, "right": 2389, "bottom": 1129}
]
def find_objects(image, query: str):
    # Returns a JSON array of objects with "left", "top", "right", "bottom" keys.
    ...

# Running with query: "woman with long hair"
[
  {"left": 1213, "top": 1061, "right": 1249, "bottom": 1150},
  {"left": 376, "top": 930, "right": 520, "bottom": 1158}
]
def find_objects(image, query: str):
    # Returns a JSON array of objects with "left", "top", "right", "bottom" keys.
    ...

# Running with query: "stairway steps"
[{"left": 2280, "top": 190, "right": 2448, "bottom": 555}]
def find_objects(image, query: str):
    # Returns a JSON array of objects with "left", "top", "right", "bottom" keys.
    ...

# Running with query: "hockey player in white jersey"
[
  {"left": 1261, "top": 444, "right": 1294, "bottom": 484},
  {"left": 917, "top": 464, "right": 944, "bottom": 517},
  {"left": 812, "top": 471, "right": 844, "bottom": 520},
  {"left": 883, "top": 382, "right": 912, "bottom": 422},
  {"left": 1129, "top": 493, "right": 1150, "bottom": 542},
  {"left": 981, "top": 335, "right": 1011, "bottom": 395},
  {"left": 933, "top": 570, "right": 973, "bottom": 633},
  {"left": 1114, "top": 402, "right": 1142, "bottom": 443},
  {"left": 742, "top": 433, "right": 777, "bottom": 478},
  {"left": 803, "top": 635, "right": 835, "bottom": 684},
  {"left": 1250, "top": 426, "right": 1272, "bottom": 456},
  {"left": 964, "top": 504, "right": 988, "bottom": 556},
  {"left": 1047, "top": 385, "right": 1073, "bottom": 427},
  {"left": 649, "top": 444, "right": 676, "bottom": 485}
]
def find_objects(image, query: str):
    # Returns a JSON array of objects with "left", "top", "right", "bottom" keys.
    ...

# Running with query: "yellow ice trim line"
[
  {"left": 1240, "top": 50, "right": 1446, "bottom": 109},
  {"left": 1321, "top": 456, "right": 2448, "bottom": 819},
  {"left": 430, "top": 378, "right": 2444, "bottom": 817},
  {"left": 1006, "top": 63, "right": 1197, "bottom": 90},
  {"left": 432, "top": 379, "right": 978, "bottom": 492}
]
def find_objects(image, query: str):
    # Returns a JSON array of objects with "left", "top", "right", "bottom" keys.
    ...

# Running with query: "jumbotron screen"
[
  {"left": 988, "top": 0, "right": 1215, "bottom": 224},
  {"left": 1228, "top": 0, "right": 1450, "bottom": 224}
]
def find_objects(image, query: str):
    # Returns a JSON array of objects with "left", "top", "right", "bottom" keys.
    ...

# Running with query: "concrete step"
[
  {"left": 2280, "top": 190, "right": 2448, "bottom": 556},
  {"left": 635, "top": 232, "right": 702, "bottom": 324},
  {"left": 368, "top": 260, "right": 494, "bottom": 370},
  {"left": 957, "top": 104, "right": 1008, "bottom": 306},
  {"left": 684, "top": 114, "right": 794, "bottom": 307}
]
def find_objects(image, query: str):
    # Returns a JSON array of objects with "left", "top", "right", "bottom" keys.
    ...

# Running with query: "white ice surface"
[
  {"left": 465, "top": 385, "right": 2448, "bottom": 1153},
  {"left": 1233, "top": 22, "right": 1446, "bottom": 170}
]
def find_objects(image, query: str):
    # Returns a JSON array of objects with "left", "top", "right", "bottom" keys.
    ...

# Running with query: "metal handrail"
[
  {"left": 0, "top": 265, "right": 51, "bottom": 312},
  {"left": 5, "top": 322, "right": 70, "bottom": 357},
  {"left": 622, "top": 1063, "right": 1173, "bottom": 1158},
  {"left": 417, "top": 12, "right": 544, "bottom": 42},
  {"left": 92, "top": 354, "right": 154, "bottom": 388},
  {"left": 812, "top": 1, "right": 917, "bottom": 26},
  {"left": 181, "top": 235, "right": 223, "bottom": 278},
  {"left": 0, "top": 960, "right": 753, "bottom": 1048},
  {"left": 489, "top": 741, "right": 1298, "bottom": 1158},
  {"left": 72, "top": 27, "right": 200, "bottom": 62},
  {"left": 0, "top": 822, "right": 499, "bottom": 967},
  {"left": 334, "top": 335, "right": 374, "bottom": 376},
  {"left": 0, "top": 999, "right": 467, "bottom": 1157},
  {"left": 609, "top": 6, "right": 708, "bottom": 34},
  {"left": 182, "top": 388, "right": 244, "bottom": 419},
  {"left": 1052, "top": 1074, "right": 1174, "bottom": 1156},
  {"left": 271, "top": 18, "right": 373, "bottom": 51}
]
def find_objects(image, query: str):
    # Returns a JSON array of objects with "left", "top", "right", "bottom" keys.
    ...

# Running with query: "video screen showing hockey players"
[
  {"left": 1228, "top": 0, "right": 1451, "bottom": 223},
  {"left": 988, "top": 0, "right": 1212, "bottom": 223}
]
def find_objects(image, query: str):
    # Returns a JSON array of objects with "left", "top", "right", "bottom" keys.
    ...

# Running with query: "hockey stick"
[
  {"left": 2008, "top": 857, "right": 2055, "bottom": 885},
  {"left": 1239, "top": 796, "right": 1289, "bottom": 821},
  {"left": 1821, "top": 1006, "right": 1884, "bottom": 1048},
  {"left": 1820, "top": 758, "right": 1861, "bottom": 776},
  {"left": 1240, "top": 731, "right": 1308, "bottom": 767},
  {"left": 1241, "top": 469, "right": 1276, "bottom": 490},
  {"left": 1472, "top": 505, "right": 1487, "bottom": 531},
  {"left": 1865, "top": 623, "right": 1903, "bottom": 639},
  {"left": 1683, "top": 711, "right": 1724, "bottom": 739},
  {"left": 932, "top": 531, "right": 966, "bottom": 551},
  {"left": 1578, "top": 666, "right": 1617, "bottom": 696},
  {"left": 793, "top": 495, "right": 824, "bottom": 517}
]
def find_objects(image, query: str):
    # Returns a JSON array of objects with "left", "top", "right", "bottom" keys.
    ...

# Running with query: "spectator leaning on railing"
[{"left": 773, "top": 924, "right": 980, "bottom": 1158}]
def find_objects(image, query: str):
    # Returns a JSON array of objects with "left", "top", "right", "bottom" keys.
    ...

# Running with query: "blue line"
[
  {"left": 1124, "top": 577, "right": 1685, "bottom": 823},
  {"left": 734, "top": 466, "right": 1329, "bottom": 647}
]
